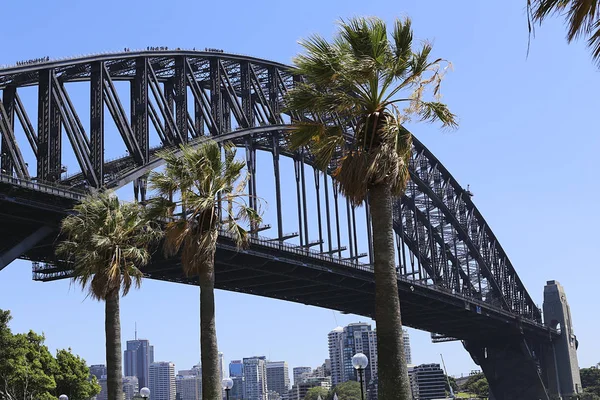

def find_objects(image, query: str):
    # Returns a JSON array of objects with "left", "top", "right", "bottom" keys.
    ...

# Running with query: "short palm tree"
[
  {"left": 56, "top": 193, "right": 162, "bottom": 400},
  {"left": 528, "top": 0, "right": 600, "bottom": 64},
  {"left": 285, "top": 17, "right": 456, "bottom": 399},
  {"left": 148, "top": 141, "right": 261, "bottom": 400}
]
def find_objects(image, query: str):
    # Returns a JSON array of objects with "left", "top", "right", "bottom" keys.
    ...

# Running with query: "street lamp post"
[
  {"left": 222, "top": 377, "right": 234, "bottom": 400},
  {"left": 352, "top": 352, "right": 369, "bottom": 400},
  {"left": 140, "top": 387, "right": 150, "bottom": 399},
  {"left": 58, "top": 395, "right": 68, "bottom": 400}
]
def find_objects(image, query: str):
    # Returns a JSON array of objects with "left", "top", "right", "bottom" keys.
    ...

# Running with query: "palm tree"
[
  {"left": 147, "top": 141, "right": 262, "bottom": 400},
  {"left": 56, "top": 193, "right": 162, "bottom": 400},
  {"left": 528, "top": 0, "right": 600, "bottom": 65},
  {"left": 285, "top": 17, "right": 456, "bottom": 399}
]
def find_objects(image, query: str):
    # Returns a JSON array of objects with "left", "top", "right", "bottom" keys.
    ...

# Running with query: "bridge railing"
[{"left": 0, "top": 173, "right": 84, "bottom": 200}]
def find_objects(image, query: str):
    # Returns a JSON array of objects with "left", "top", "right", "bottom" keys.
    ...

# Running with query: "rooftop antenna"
[
  {"left": 440, "top": 353, "right": 455, "bottom": 399},
  {"left": 135, "top": 322, "right": 137, "bottom": 340}
]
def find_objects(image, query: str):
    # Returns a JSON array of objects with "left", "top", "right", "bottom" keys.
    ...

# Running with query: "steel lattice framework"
[{"left": 0, "top": 50, "right": 541, "bottom": 328}]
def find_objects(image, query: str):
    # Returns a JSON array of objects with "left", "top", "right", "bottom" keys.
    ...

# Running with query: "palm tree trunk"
[
  {"left": 199, "top": 265, "right": 221, "bottom": 400},
  {"left": 369, "top": 183, "right": 411, "bottom": 399},
  {"left": 105, "top": 288, "right": 123, "bottom": 400}
]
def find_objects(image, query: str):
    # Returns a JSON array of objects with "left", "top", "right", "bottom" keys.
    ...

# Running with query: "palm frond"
[
  {"left": 56, "top": 192, "right": 162, "bottom": 301},
  {"left": 529, "top": 0, "right": 600, "bottom": 65}
]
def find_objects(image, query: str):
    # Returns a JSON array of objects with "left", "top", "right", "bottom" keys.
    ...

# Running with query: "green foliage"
[
  {"left": 580, "top": 393, "right": 600, "bottom": 400},
  {"left": 326, "top": 380, "right": 362, "bottom": 400},
  {"left": 445, "top": 374, "right": 458, "bottom": 392},
  {"left": 54, "top": 349, "right": 101, "bottom": 400},
  {"left": 285, "top": 16, "right": 456, "bottom": 205},
  {"left": 462, "top": 373, "right": 489, "bottom": 398},
  {"left": 0, "top": 309, "right": 99, "bottom": 400},
  {"left": 581, "top": 368, "right": 600, "bottom": 388},
  {"left": 148, "top": 141, "right": 262, "bottom": 279},
  {"left": 56, "top": 192, "right": 163, "bottom": 300},
  {"left": 527, "top": 0, "right": 600, "bottom": 66},
  {"left": 304, "top": 386, "right": 329, "bottom": 400}
]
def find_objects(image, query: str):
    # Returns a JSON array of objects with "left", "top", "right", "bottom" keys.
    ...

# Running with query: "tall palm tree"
[
  {"left": 147, "top": 141, "right": 262, "bottom": 400},
  {"left": 56, "top": 193, "right": 162, "bottom": 400},
  {"left": 285, "top": 17, "right": 456, "bottom": 399},
  {"left": 528, "top": 0, "right": 600, "bottom": 64}
]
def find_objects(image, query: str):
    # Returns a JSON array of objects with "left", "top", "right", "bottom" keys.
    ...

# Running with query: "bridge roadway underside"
[{"left": 0, "top": 183, "right": 551, "bottom": 344}]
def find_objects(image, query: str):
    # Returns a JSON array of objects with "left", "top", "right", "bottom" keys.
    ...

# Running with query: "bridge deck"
[{"left": 0, "top": 179, "right": 553, "bottom": 342}]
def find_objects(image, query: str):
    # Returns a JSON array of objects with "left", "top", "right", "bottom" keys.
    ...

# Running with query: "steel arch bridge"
[{"left": 0, "top": 50, "right": 580, "bottom": 399}]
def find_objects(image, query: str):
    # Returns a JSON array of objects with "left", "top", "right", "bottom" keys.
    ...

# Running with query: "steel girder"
[{"left": 0, "top": 50, "right": 539, "bottom": 323}]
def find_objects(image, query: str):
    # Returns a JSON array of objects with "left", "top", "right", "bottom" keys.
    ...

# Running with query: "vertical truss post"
[
  {"left": 314, "top": 169, "right": 323, "bottom": 252},
  {"left": 174, "top": 56, "right": 188, "bottom": 143},
  {"left": 294, "top": 157, "right": 304, "bottom": 247},
  {"left": 194, "top": 100, "right": 205, "bottom": 136},
  {"left": 300, "top": 154, "right": 309, "bottom": 246},
  {"left": 366, "top": 197, "right": 374, "bottom": 265},
  {"left": 90, "top": 63, "right": 104, "bottom": 185},
  {"left": 222, "top": 95, "right": 231, "bottom": 132},
  {"left": 1, "top": 87, "right": 16, "bottom": 174},
  {"left": 346, "top": 199, "right": 354, "bottom": 260},
  {"left": 37, "top": 69, "right": 61, "bottom": 182},
  {"left": 240, "top": 61, "right": 254, "bottom": 128},
  {"left": 333, "top": 184, "right": 342, "bottom": 258},
  {"left": 245, "top": 139, "right": 257, "bottom": 234},
  {"left": 132, "top": 58, "right": 149, "bottom": 163},
  {"left": 164, "top": 80, "right": 175, "bottom": 141},
  {"left": 323, "top": 173, "right": 333, "bottom": 254},
  {"left": 210, "top": 59, "right": 222, "bottom": 135},
  {"left": 268, "top": 66, "right": 280, "bottom": 123},
  {"left": 272, "top": 135, "right": 283, "bottom": 239}
]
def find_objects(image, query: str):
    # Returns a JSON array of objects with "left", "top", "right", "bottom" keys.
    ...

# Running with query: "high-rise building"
[
  {"left": 178, "top": 364, "right": 201, "bottom": 377},
  {"left": 341, "top": 323, "right": 377, "bottom": 386},
  {"left": 219, "top": 352, "right": 224, "bottom": 380},
  {"left": 230, "top": 360, "right": 245, "bottom": 400},
  {"left": 123, "top": 376, "right": 139, "bottom": 400},
  {"left": 288, "top": 377, "right": 331, "bottom": 400},
  {"left": 331, "top": 322, "right": 415, "bottom": 391},
  {"left": 408, "top": 363, "right": 446, "bottom": 400},
  {"left": 328, "top": 327, "right": 344, "bottom": 386},
  {"left": 403, "top": 329, "right": 412, "bottom": 365},
  {"left": 149, "top": 362, "right": 176, "bottom": 400},
  {"left": 90, "top": 364, "right": 107, "bottom": 381},
  {"left": 266, "top": 361, "right": 290, "bottom": 399},
  {"left": 243, "top": 356, "right": 268, "bottom": 400},
  {"left": 176, "top": 374, "right": 201, "bottom": 400},
  {"left": 292, "top": 367, "right": 311, "bottom": 385},
  {"left": 313, "top": 360, "right": 331, "bottom": 378},
  {"left": 124, "top": 338, "right": 154, "bottom": 389},
  {"left": 97, "top": 376, "right": 108, "bottom": 400}
]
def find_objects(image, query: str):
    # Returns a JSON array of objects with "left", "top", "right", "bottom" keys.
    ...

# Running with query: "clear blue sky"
[{"left": 1, "top": 1, "right": 599, "bottom": 379}]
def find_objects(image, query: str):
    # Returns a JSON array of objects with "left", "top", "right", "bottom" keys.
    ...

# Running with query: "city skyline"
[{"left": 1, "top": 0, "right": 598, "bottom": 385}]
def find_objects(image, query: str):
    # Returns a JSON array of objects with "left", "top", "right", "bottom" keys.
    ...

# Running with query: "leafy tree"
[
  {"left": 581, "top": 392, "right": 600, "bottom": 400},
  {"left": 327, "top": 380, "right": 362, "bottom": 400},
  {"left": 444, "top": 374, "right": 458, "bottom": 392},
  {"left": 56, "top": 193, "right": 162, "bottom": 400},
  {"left": 305, "top": 386, "right": 329, "bottom": 400},
  {"left": 148, "top": 142, "right": 262, "bottom": 400},
  {"left": 0, "top": 309, "right": 99, "bottom": 400},
  {"left": 285, "top": 16, "right": 455, "bottom": 400},
  {"left": 463, "top": 373, "right": 489, "bottom": 398},
  {"left": 53, "top": 349, "right": 100, "bottom": 400},
  {"left": 527, "top": 0, "right": 600, "bottom": 66},
  {"left": 581, "top": 368, "right": 600, "bottom": 388}
]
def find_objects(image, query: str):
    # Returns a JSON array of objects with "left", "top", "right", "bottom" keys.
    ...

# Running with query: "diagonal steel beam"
[{"left": 0, "top": 226, "right": 54, "bottom": 271}]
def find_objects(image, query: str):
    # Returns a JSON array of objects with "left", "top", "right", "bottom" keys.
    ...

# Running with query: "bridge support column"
[
  {"left": 542, "top": 280, "right": 582, "bottom": 399},
  {"left": 464, "top": 336, "right": 550, "bottom": 400}
]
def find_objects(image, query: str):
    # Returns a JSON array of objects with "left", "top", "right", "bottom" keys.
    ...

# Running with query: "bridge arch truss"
[{"left": 0, "top": 50, "right": 541, "bottom": 325}]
